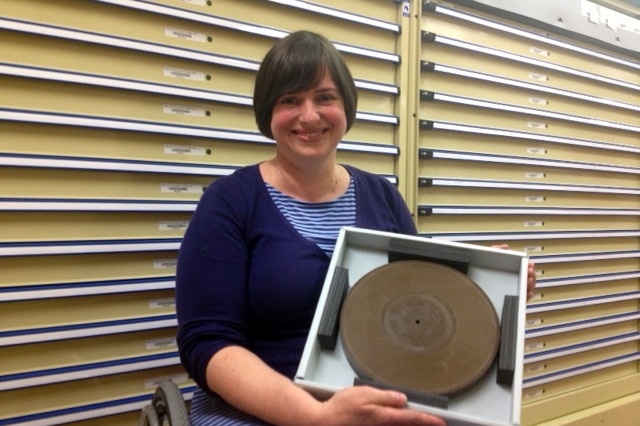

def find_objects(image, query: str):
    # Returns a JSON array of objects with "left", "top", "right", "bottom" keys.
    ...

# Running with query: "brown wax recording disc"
[{"left": 340, "top": 260, "right": 500, "bottom": 396}]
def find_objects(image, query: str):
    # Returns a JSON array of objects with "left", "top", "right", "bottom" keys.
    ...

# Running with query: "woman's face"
[{"left": 270, "top": 73, "right": 347, "bottom": 164}]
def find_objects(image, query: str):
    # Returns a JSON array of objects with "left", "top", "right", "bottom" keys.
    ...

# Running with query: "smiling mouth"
[{"left": 294, "top": 129, "right": 325, "bottom": 138}]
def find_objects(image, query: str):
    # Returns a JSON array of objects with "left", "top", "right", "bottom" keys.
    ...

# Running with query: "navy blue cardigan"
[{"left": 176, "top": 164, "right": 416, "bottom": 392}]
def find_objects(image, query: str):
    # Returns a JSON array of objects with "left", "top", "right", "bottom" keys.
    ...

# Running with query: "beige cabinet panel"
[
  {"left": 2, "top": 76, "right": 397, "bottom": 145},
  {"left": 0, "top": 166, "right": 213, "bottom": 200},
  {"left": 0, "top": 124, "right": 397, "bottom": 176},
  {"left": 1, "top": 290, "right": 176, "bottom": 332},
  {"left": 0, "top": 159, "right": 393, "bottom": 203},
  {"left": 419, "top": 102, "right": 639, "bottom": 148},
  {"left": 418, "top": 158, "right": 639, "bottom": 187},
  {"left": 417, "top": 186, "right": 639, "bottom": 209},
  {"left": 166, "top": 0, "right": 399, "bottom": 53},
  {"left": 531, "top": 278, "right": 639, "bottom": 303},
  {"left": 2, "top": 30, "right": 398, "bottom": 117},
  {"left": 340, "top": 51, "right": 399, "bottom": 86},
  {"left": 0, "top": 29, "right": 256, "bottom": 96},
  {"left": 1, "top": 0, "right": 398, "bottom": 86},
  {"left": 421, "top": 11, "right": 638, "bottom": 85},
  {"left": 523, "top": 342, "right": 638, "bottom": 379},
  {"left": 344, "top": 120, "right": 396, "bottom": 145},
  {"left": 467, "top": 237, "right": 640, "bottom": 257},
  {"left": 418, "top": 129, "right": 640, "bottom": 169},
  {"left": 521, "top": 364, "right": 639, "bottom": 408},
  {"left": 2, "top": 76, "right": 256, "bottom": 131},
  {"left": 0, "top": 0, "right": 274, "bottom": 63},
  {"left": 0, "top": 251, "right": 178, "bottom": 288},
  {"left": 0, "top": 122, "right": 274, "bottom": 167},
  {"left": 421, "top": 43, "right": 639, "bottom": 107},
  {"left": 521, "top": 375, "right": 640, "bottom": 425},
  {"left": 534, "top": 258, "right": 639, "bottom": 279},
  {"left": 0, "top": 365, "right": 190, "bottom": 420},
  {"left": 358, "top": 89, "right": 397, "bottom": 116},
  {"left": 314, "top": 0, "right": 399, "bottom": 21},
  {"left": 524, "top": 321, "right": 639, "bottom": 355},
  {"left": 66, "top": 411, "right": 140, "bottom": 426},
  {"left": 0, "top": 212, "right": 191, "bottom": 243},
  {"left": 526, "top": 300, "right": 638, "bottom": 329},
  {"left": 1, "top": 328, "right": 177, "bottom": 377},
  {"left": 167, "top": 0, "right": 400, "bottom": 29},
  {"left": 336, "top": 150, "right": 397, "bottom": 175},
  {"left": 417, "top": 214, "right": 639, "bottom": 234},
  {"left": 421, "top": 71, "right": 639, "bottom": 127}
]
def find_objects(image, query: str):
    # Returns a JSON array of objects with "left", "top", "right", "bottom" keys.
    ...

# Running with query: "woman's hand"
[
  {"left": 314, "top": 385, "right": 446, "bottom": 426},
  {"left": 525, "top": 260, "right": 536, "bottom": 300},
  {"left": 492, "top": 244, "right": 536, "bottom": 301}
]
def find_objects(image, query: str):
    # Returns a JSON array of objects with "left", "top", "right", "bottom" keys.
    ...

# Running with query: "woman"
[{"left": 176, "top": 30, "right": 533, "bottom": 426}]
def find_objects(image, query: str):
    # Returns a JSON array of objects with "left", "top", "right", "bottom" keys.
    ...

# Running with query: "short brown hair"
[{"left": 253, "top": 31, "right": 358, "bottom": 139}]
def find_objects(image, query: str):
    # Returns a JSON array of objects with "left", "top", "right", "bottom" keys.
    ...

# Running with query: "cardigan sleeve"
[{"left": 175, "top": 173, "right": 252, "bottom": 391}]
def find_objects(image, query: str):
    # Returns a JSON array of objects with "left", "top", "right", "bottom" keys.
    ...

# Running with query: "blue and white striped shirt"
[{"left": 266, "top": 178, "right": 356, "bottom": 257}]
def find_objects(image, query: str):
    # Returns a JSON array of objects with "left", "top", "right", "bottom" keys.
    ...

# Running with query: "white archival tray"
[{"left": 295, "top": 227, "right": 529, "bottom": 426}]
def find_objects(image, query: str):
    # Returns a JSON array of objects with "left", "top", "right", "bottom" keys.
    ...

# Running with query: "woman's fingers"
[
  {"left": 325, "top": 386, "right": 447, "bottom": 426},
  {"left": 491, "top": 244, "right": 537, "bottom": 300}
]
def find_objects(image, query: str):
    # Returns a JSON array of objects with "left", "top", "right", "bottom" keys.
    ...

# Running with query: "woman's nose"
[{"left": 298, "top": 100, "right": 319, "bottom": 122}]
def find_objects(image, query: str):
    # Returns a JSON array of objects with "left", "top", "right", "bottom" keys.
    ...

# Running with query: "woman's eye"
[
  {"left": 279, "top": 96, "right": 298, "bottom": 105},
  {"left": 317, "top": 94, "right": 337, "bottom": 103}
]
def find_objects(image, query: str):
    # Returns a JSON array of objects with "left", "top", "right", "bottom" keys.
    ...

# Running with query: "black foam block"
[
  {"left": 354, "top": 377, "right": 448, "bottom": 409},
  {"left": 388, "top": 238, "right": 471, "bottom": 274},
  {"left": 317, "top": 266, "right": 349, "bottom": 350},
  {"left": 497, "top": 295, "right": 520, "bottom": 385}
]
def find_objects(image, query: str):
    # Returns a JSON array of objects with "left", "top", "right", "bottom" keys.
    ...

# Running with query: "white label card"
[
  {"left": 524, "top": 221, "right": 544, "bottom": 227},
  {"left": 526, "top": 363, "right": 547, "bottom": 373},
  {"left": 165, "top": 27, "right": 207, "bottom": 42},
  {"left": 524, "top": 245, "right": 544, "bottom": 253},
  {"left": 163, "top": 104, "right": 206, "bottom": 117},
  {"left": 161, "top": 183, "right": 203, "bottom": 193},
  {"left": 159, "top": 221, "right": 189, "bottom": 231},
  {"left": 530, "top": 47, "right": 549, "bottom": 56},
  {"left": 525, "top": 172, "right": 546, "bottom": 179},
  {"left": 526, "top": 341, "right": 545, "bottom": 350},
  {"left": 525, "top": 196, "right": 545, "bottom": 202},
  {"left": 526, "top": 318, "right": 543, "bottom": 326},
  {"left": 523, "top": 388, "right": 545, "bottom": 399},
  {"left": 146, "top": 337, "right": 177, "bottom": 350},
  {"left": 164, "top": 144, "right": 208, "bottom": 156},
  {"left": 529, "top": 97, "right": 548, "bottom": 105},
  {"left": 163, "top": 67, "right": 206, "bottom": 81},
  {"left": 527, "top": 147, "right": 547, "bottom": 155},
  {"left": 529, "top": 72, "right": 548, "bottom": 82},
  {"left": 150, "top": 298, "right": 176, "bottom": 309},
  {"left": 154, "top": 259, "right": 178, "bottom": 269},
  {"left": 529, "top": 293, "right": 543, "bottom": 301}
]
